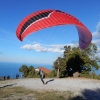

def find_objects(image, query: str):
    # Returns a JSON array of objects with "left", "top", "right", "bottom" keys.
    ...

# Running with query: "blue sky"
[{"left": 0, "top": 0, "right": 100, "bottom": 65}]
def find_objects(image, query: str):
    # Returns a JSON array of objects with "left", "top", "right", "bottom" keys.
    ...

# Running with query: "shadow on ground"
[
  {"left": 45, "top": 79, "right": 54, "bottom": 84},
  {"left": 0, "top": 83, "right": 18, "bottom": 88},
  {"left": 70, "top": 88, "right": 100, "bottom": 100}
]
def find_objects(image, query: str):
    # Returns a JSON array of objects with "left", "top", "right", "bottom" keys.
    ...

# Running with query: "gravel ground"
[
  {"left": 18, "top": 78, "right": 100, "bottom": 91},
  {"left": 0, "top": 78, "right": 100, "bottom": 99},
  {"left": 1, "top": 78, "right": 100, "bottom": 92}
]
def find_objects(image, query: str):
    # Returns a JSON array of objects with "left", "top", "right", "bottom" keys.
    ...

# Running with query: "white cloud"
[
  {"left": 92, "top": 22, "right": 100, "bottom": 38},
  {"left": 21, "top": 42, "right": 77, "bottom": 53}
]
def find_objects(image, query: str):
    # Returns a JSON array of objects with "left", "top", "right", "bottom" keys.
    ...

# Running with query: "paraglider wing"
[{"left": 16, "top": 9, "right": 92, "bottom": 49}]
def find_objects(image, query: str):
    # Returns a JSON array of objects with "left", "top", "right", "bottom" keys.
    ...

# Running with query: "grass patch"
[
  {"left": 0, "top": 86, "right": 82, "bottom": 100},
  {"left": 35, "top": 90, "right": 73, "bottom": 100},
  {"left": 0, "top": 86, "right": 35, "bottom": 99}
]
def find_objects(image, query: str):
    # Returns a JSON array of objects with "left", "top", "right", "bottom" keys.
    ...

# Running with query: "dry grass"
[
  {"left": 0, "top": 86, "right": 78, "bottom": 100},
  {"left": 1, "top": 86, "right": 100, "bottom": 100},
  {"left": 0, "top": 78, "right": 100, "bottom": 100},
  {"left": 35, "top": 90, "right": 74, "bottom": 100},
  {"left": 0, "top": 86, "right": 35, "bottom": 100}
]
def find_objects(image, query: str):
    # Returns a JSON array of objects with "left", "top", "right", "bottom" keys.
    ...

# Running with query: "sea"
[{"left": 0, "top": 62, "right": 53, "bottom": 79}]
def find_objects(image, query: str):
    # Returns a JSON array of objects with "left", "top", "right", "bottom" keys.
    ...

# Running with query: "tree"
[
  {"left": 19, "top": 65, "right": 39, "bottom": 78},
  {"left": 47, "top": 70, "right": 57, "bottom": 77},
  {"left": 53, "top": 43, "right": 100, "bottom": 77},
  {"left": 53, "top": 57, "right": 67, "bottom": 77},
  {"left": 27, "top": 66, "right": 35, "bottom": 77},
  {"left": 19, "top": 64, "right": 29, "bottom": 77}
]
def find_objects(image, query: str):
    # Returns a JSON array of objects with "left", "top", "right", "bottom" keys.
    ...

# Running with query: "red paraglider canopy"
[{"left": 16, "top": 9, "right": 92, "bottom": 50}]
